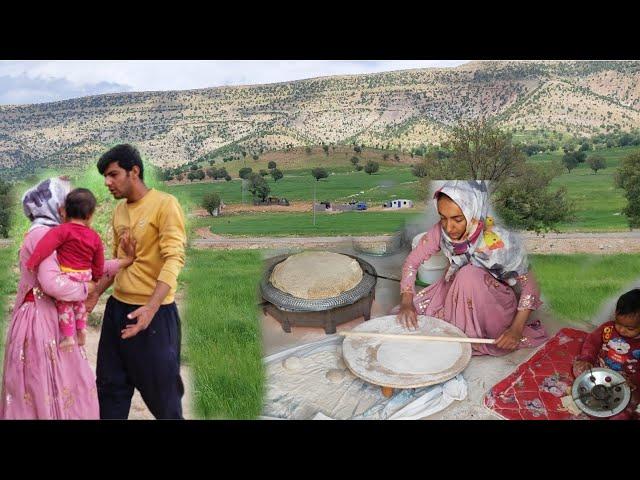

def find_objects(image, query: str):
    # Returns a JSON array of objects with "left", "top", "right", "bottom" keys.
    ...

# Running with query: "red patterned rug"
[{"left": 484, "top": 328, "right": 592, "bottom": 420}]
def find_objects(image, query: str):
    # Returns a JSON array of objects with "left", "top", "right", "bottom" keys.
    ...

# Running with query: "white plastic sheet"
[{"left": 262, "top": 335, "right": 467, "bottom": 420}]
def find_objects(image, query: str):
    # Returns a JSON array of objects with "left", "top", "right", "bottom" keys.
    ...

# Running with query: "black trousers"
[{"left": 96, "top": 296, "right": 184, "bottom": 419}]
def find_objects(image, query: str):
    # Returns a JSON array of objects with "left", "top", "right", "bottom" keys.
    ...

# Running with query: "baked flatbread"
[{"left": 270, "top": 251, "right": 363, "bottom": 299}]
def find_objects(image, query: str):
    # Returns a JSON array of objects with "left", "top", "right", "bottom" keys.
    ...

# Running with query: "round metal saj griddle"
[{"left": 261, "top": 253, "right": 377, "bottom": 334}]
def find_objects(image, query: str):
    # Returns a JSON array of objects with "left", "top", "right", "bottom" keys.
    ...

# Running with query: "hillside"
[{"left": 1, "top": 60, "right": 639, "bottom": 177}]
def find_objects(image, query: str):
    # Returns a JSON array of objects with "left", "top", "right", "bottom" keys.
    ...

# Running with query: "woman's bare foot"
[
  {"left": 77, "top": 329, "right": 87, "bottom": 346},
  {"left": 59, "top": 336, "right": 75, "bottom": 348}
]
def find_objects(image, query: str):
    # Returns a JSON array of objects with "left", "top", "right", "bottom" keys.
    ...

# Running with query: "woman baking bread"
[{"left": 396, "top": 180, "right": 548, "bottom": 356}]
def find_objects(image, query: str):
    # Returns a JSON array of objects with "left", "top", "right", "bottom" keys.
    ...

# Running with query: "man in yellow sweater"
[{"left": 91, "top": 144, "right": 186, "bottom": 419}]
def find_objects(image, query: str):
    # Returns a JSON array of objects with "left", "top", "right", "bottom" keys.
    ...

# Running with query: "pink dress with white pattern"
[
  {"left": 396, "top": 223, "right": 548, "bottom": 356},
  {"left": 1, "top": 225, "right": 120, "bottom": 419}
]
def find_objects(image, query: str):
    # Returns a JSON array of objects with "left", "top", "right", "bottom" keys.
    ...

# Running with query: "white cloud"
[{"left": 0, "top": 60, "right": 469, "bottom": 105}]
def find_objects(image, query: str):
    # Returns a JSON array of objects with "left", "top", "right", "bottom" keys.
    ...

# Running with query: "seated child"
[
  {"left": 573, "top": 288, "right": 640, "bottom": 420},
  {"left": 26, "top": 188, "right": 104, "bottom": 348}
]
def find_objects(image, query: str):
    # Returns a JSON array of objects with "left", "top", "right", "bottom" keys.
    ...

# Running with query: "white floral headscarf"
[
  {"left": 435, "top": 180, "right": 529, "bottom": 285},
  {"left": 21, "top": 177, "right": 71, "bottom": 230}
]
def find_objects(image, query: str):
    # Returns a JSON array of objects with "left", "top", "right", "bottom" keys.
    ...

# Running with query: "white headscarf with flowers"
[
  {"left": 22, "top": 177, "right": 71, "bottom": 231},
  {"left": 435, "top": 180, "right": 529, "bottom": 285}
]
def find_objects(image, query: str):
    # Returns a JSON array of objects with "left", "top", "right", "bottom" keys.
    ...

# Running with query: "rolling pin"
[{"left": 338, "top": 330, "right": 496, "bottom": 344}]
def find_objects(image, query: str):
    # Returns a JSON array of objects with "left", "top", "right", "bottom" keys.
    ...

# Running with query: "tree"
[
  {"left": 202, "top": 192, "right": 221, "bottom": 216},
  {"left": 350, "top": 156, "right": 360, "bottom": 166},
  {"left": 493, "top": 164, "right": 574, "bottom": 233},
  {"left": 562, "top": 153, "right": 580, "bottom": 173},
  {"left": 205, "top": 167, "right": 217, "bottom": 179},
  {"left": 270, "top": 168, "right": 283, "bottom": 182},
  {"left": 176, "top": 173, "right": 184, "bottom": 181},
  {"left": 252, "top": 154, "right": 259, "bottom": 161},
  {"left": 224, "top": 174, "right": 232, "bottom": 182},
  {"left": 215, "top": 167, "right": 228, "bottom": 179},
  {"left": 413, "top": 119, "right": 572, "bottom": 232},
  {"left": 322, "top": 145, "right": 329, "bottom": 156},
  {"left": 354, "top": 145, "right": 362, "bottom": 154},
  {"left": 587, "top": 154, "right": 606, "bottom": 174},
  {"left": 239, "top": 167, "right": 253, "bottom": 179},
  {"left": 259, "top": 169, "right": 269, "bottom": 177},
  {"left": 305, "top": 146, "right": 312, "bottom": 155},
  {"left": 615, "top": 152, "right": 640, "bottom": 229},
  {"left": 248, "top": 173, "right": 270, "bottom": 202},
  {"left": 364, "top": 161, "right": 379, "bottom": 175},
  {"left": 412, "top": 163, "right": 428, "bottom": 178},
  {"left": 355, "top": 165, "right": 364, "bottom": 171},
  {"left": 311, "top": 167, "right": 329, "bottom": 181},
  {"left": 268, "top": 161, "right": 277, "bottom": 170},
  {"left": 579, "top": 142, "right": 591, "bottom": 152},
  {"left": 196, "top": 170, "right": 205, "bottom": 180},
  {"left": 189, "top": 164, "right": 198, "bottom": 171},
  {"left": 187, "top": 172, "right": 198, "bottom": 182},
  {"left": 0, "top": 180, "right": 13, "bottom": 238}
]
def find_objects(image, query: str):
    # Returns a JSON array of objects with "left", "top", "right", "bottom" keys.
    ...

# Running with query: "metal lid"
[{"left": 571, "top": 367, "right": 631, "bottom": 418}]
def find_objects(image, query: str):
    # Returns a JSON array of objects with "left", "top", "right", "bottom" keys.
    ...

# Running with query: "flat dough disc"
[
  {"left": 270, "top": 251, "right": 363, "bottom": 299},
  {"left": 377, "top": 340, "right": 462, "bottom": 375}
]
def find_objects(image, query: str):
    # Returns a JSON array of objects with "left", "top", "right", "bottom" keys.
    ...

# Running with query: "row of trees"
[
  {"left": 349, "top": 156, "right": 380, "bottom": 174},
  {"left": 562, "top": 151, "right": 607, "bottom": 173}
]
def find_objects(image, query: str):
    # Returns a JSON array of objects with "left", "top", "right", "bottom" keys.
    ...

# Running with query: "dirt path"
[{"left": 192, "top": 231, "right": 640, "bottom": 254}]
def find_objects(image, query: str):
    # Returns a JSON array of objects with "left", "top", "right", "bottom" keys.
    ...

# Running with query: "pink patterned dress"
[
  {"left": 398, "top": 223, "right": 548, "bottom": 356},
  {"left": 0, "top": 225, "right": 120, "bottom": 419}
]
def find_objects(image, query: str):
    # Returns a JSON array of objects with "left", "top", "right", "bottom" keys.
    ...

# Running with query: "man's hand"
[
  {"left": 118, "top": 233, "right": 137, "bottom": 268},
  {"left": 121, "top": 303, "right": 160, "bottom": 339}
]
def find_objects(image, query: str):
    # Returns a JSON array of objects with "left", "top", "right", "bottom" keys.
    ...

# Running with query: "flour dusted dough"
[
  {"left": 283, "top": 356, "right": 303, "bottom": 371},
  {"left": 270, "top": 251, "right": 363, "bottom": 299},
  {"left": 325, "top": 369, "right": 345, "bottom": 384},
  {"left": 377, "top": 340, "right": 462, "bottom": 375}
]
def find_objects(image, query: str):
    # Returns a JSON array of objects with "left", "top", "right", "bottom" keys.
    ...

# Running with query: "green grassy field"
[
  {"left": 195, "top": 210, "right": 420, "bottom": 237},
  {"left": 527, "top": 146, "right": 637, "bottom": 231},
  {"left": 180, "top": 249, "right": 264, "bottom": 419},
  {"left": 169, "top": 166, "right": 418, "bottom": 208},
  {"left": 172, "top": 146, "right": 640, "bottom": 234},
  {"left": 530, "top": 254, "right": 640, "bottom": 321}
]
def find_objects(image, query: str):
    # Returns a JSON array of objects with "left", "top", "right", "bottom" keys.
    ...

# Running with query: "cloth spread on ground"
[
  {"left": 484, "top": 328, "right": 593, "bottom": 420},
  {"left": 261, "top": 336, "right": 467, "bottom": 420}
]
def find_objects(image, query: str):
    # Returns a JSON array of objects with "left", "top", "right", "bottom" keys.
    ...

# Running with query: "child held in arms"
[
  {"left": 26, "top": 188, "right": 104, "bottom": 348},
  {"left": 573, "top": 288, "right": 640, "bottom": 419}
]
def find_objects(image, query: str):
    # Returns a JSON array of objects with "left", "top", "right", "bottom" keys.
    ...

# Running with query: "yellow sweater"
[{"left": 112, "top": 189, "right": 186, "bottom": 305}]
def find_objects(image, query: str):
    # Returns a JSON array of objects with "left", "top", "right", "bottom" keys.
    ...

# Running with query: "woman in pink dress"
[
  {"left": 396, "top": 180, "right": 548, "bottom": 356},
  {"left": 0, "top": 177, "right": 134, "bottom": 419}
]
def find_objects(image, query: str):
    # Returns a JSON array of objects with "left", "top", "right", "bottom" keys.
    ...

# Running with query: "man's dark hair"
[
  {"left": 65, "top": 188, "right": 97, "bottom": 220},
  {"left": 616, "top": 288, "right": 640, "bottom": 320},
  {"left": 97, "top": 144, "right": 144, "bottom": 181}
]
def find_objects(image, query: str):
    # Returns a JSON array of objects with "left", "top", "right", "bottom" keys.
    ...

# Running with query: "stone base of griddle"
[{"left": 263, "top": 292, "right": 375, "bottom": 334}]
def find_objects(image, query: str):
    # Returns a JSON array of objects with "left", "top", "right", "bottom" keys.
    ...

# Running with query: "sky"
[{"left": 0, "top": 60, "right": 469, "bottom": 105}]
